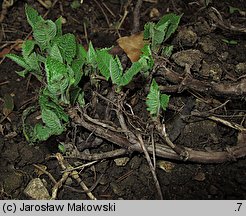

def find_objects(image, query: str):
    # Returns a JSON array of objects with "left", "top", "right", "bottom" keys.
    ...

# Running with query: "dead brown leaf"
[{"left": 117, "top": 32, "right": 147, "bottom": 62}]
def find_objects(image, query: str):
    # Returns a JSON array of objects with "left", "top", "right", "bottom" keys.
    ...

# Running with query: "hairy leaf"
[
  {"left": 45, "top": 57, "right": 67, "bottom": 82},
  {"left": 41, "top": 107, "right": 63, "bottom": 129},
  {"left": 110, "top": 56, "right": 122, "bottom": 86},
  {"left": 160, "top": 94, "right": 170, "bottom": 111},
  {"left": 33, "top": 124, "right": 52, "bottom": 141},
  {"left": 144, "top": 13, "right": 182, "bottom": 51},
  {"left": 162, "top": 45, "right": 173, "bottom": 57},
  {"left": 25, "top": 52, "right": 42, "bottom": 80},
  {"left": 54, "top": 33, "right": 77, "bottom": 64},
  {"left": 6, "top": 54, "right": 30, "bottom": 70},
  {"left": 39, "top": 91, "right": 69, "bottom": 122},
  {"left": 79, "top": 45, "right": 88, "bottom": 60},
  {"left": 45, "top": 57, "right": 69, "bottom": 94},
  {"left": 87, "top": 42, "right": 96, "bottom": 65},
  {"left": 25, "top": 4, "right": 44, "bottom": 29},
  {"left": 139, "top": 44, "right": 154, "bottom": 71},
  {"left": 71, "top": 58, "right": 84, "bottom": 86},
  {"left": 146, "top": 79, "right": 170, "bottom": 117},
  {"left": 120, "top": 61, "right": 142, "bottom": 86},
  {"left": 50, "top": 43, "right": 63, "bottom": 63},
  {"left": 33, "top": 20, "right": 57, "bottom": 50},
  {"left": 146, "top": 79, "right": 160, "bottom": 116},
  {"left": 55, "top": 17, "right": 63, "bottom": 37},
  {"left": 22, "top": 40, "right": 36, "bottom": 60},
  {"left": 96, "top": 48, "right": 112, "bottom": 80},
  {"left": 159, "top": 13, "right": 182, "bottom": 42},
  {"left": 25, "top": 52, "right": 40, "bottom": 70}
]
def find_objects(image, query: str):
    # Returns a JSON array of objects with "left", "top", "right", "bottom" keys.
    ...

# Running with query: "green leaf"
[
  {"left": 161, "top": 13, "right": 182, "bottom": 42},
  {"left": 154, "top": 20, "right": 169, "bottom": 44},
  {"left": 144, "top": 22, "right": 155, "bottom": 40},
  {"left": 6, "top": 54, "right": 30, "bottom": 70},
  {"left": 25, "top": 52, "right": 40, "bottom": 70},
  {"left": 71, "top": 58, "right": 84, "bottom": 86},
  {"left": 162, "top": 45, "right": 173, "bottom": 57},
  {"left": 50, "top": 43, "right": 63, "bottom": 62},
  {"left": 96, "top": 48, "right": 112, "bottom": 80},
  {"left": 25, "top": 4, "right": 44, "bottom": 29},
  {"left": 77, "top": 91, "right": 85, "bottom": 107},
  {"left": 41, "top": 107, "right": 63, "bottom": 129},
  {"left": 139, "top": 44, "right": 154, "bottom": 71},
  {"left": 144, "top": 13, "right": 182, "bottom": 51},
  {"left": 146, "top": 79, "right": 160, "bottom": 116},
  {"left": 33, "top": 20, "right": 57, "bottom": 50},
  {"left": 58, "top": 142, "right": 66, "bottom": 154},
  {"left": 79, "top": 44, "right": 88, "bottom": 60},
  {"left": 120, "top": 61, "right": 142, "bottom": 86},
  {"left": 221, "top": 39, "right": 238, "bottom": 45},
  {"left": 24, "top": 52, "right": 42, "bottom": 80},
  {"left": 160, "top": 94, "right": 170, "bottom": 111},
  {"left": 37, "top": 54, "right": 46, "bottom": 63},
  {"left": 39, "top": 91, "right": 69, "bottom": 122},
  {"left": 87, "top": 41, "right": 96, "bottom": 65},
  {"left": 16, "top": 69, "right": 29, "bottom": 78},
  {"left": 45, "top": 57, "right": 67, "bottom": 82},
  {"left": 33, "top": 124, "right": 52, "bottom": 141},
  {"left": 54, "top": 33, "right": 77, "bottom": 64},
  {"left": 45, "top": 57, "right": 69, "bottom": 94},
  {"left": 146, "top": 79, "right": 170, "bottom": 117},
  {"left": 55, "top": 17, "right": 63, "bottom": 37},
  {"left": 22, "top": 40, "right": 36, "bottom": 60},
  {"left": 110, "top": 56, "right": 122, "bottom": 86}
]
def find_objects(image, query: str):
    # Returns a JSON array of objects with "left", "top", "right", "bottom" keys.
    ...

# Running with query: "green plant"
[
  {"left": 6, "top": 5, "right": 181, "bottom": 142},
  {"left": 144, "top": 13, "right": 181, "bottom": 117},
  {"left": 146, "top": 79, "right": 170, "bottom": 118},
  {"left": 221, "top": 39, "right": 238, "bottom": 45},
  {"left": 7, "top": 5, "right": 85, "bottom": 141},
  {"left": 144, "top": 13, "right": 182, "bottom": 52},
  {"left": 95, "top": 44, "right": 154, "bottom": 91}
]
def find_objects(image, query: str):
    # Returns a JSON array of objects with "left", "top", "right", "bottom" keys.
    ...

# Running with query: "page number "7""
[{"left": 236, "top": 203, "right": 242, "bottom": 212}]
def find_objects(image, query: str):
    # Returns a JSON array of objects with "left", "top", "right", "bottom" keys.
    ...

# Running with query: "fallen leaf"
[
  {"left": 237, "top": 131, "right": 246, "bottom": 146},
  {"left": 193, "top": 171, "right": 206, "bottom": 181},
  {"left": 2, "top": 93, "right": 14, "bottom": 117},
  {"left": 0, "top": 48, "right": 11, "bottom": 58},
  {"left": 0, "top": 39, "right": 25, "bottom": 58},
  {"left": 157, "top": 160, "right": 175, "bottom": 172},
  {"left": 117, "top": 32, "right": 147, "bottom": 62}
]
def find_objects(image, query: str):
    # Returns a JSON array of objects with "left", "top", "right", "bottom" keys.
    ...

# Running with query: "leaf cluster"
[
  {"left": 6, "top": 5, "right": 182, "bottom": 141},
  {"left": 144, "top": 13, "right": 182, "bottom": 52},
  {"left": 7, "top": 5, "right": 85, "bottom": 141}
]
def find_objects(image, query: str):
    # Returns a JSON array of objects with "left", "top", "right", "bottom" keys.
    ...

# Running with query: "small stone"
[
  {"left": 236, "top": 63, "right": 246, "bottom": 75},
  {"left": 175, "top": 27, "right": 198, "bottom": 47},
  {"left": 157, "top": 160, "right": 175, "bottom": 173},
  {"left": 149, "top": 8, "right": 160, "bottom": 18},
  {"left": 110, "top": 182, "right": 125, "bottom": 196},
  {"left": 200, "top": 61, "right": 222, "bottom": 81},
  {"left": 24, "top": 178, "right": 51, "bottom": 200},
  {"left": 199, "top": 36, "right": 217, "bottom": 54},
  {"left": 172, "top": 49, "right": 203, "bottom": 71},
  {"left": 114, "top": 157, "right": 130, "bottom": 166},
  {"left": 193, "top": 171, "right": 206, "bottom": 181}
]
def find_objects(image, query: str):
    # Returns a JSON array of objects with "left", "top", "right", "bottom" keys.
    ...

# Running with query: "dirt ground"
[{"left": 0, "top": 0, "right": 246, "bottom": 200}]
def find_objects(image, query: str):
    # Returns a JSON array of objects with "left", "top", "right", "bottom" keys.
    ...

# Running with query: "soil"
[{"left": 0, "top": 0, "right": 246, "bottom": 200}]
